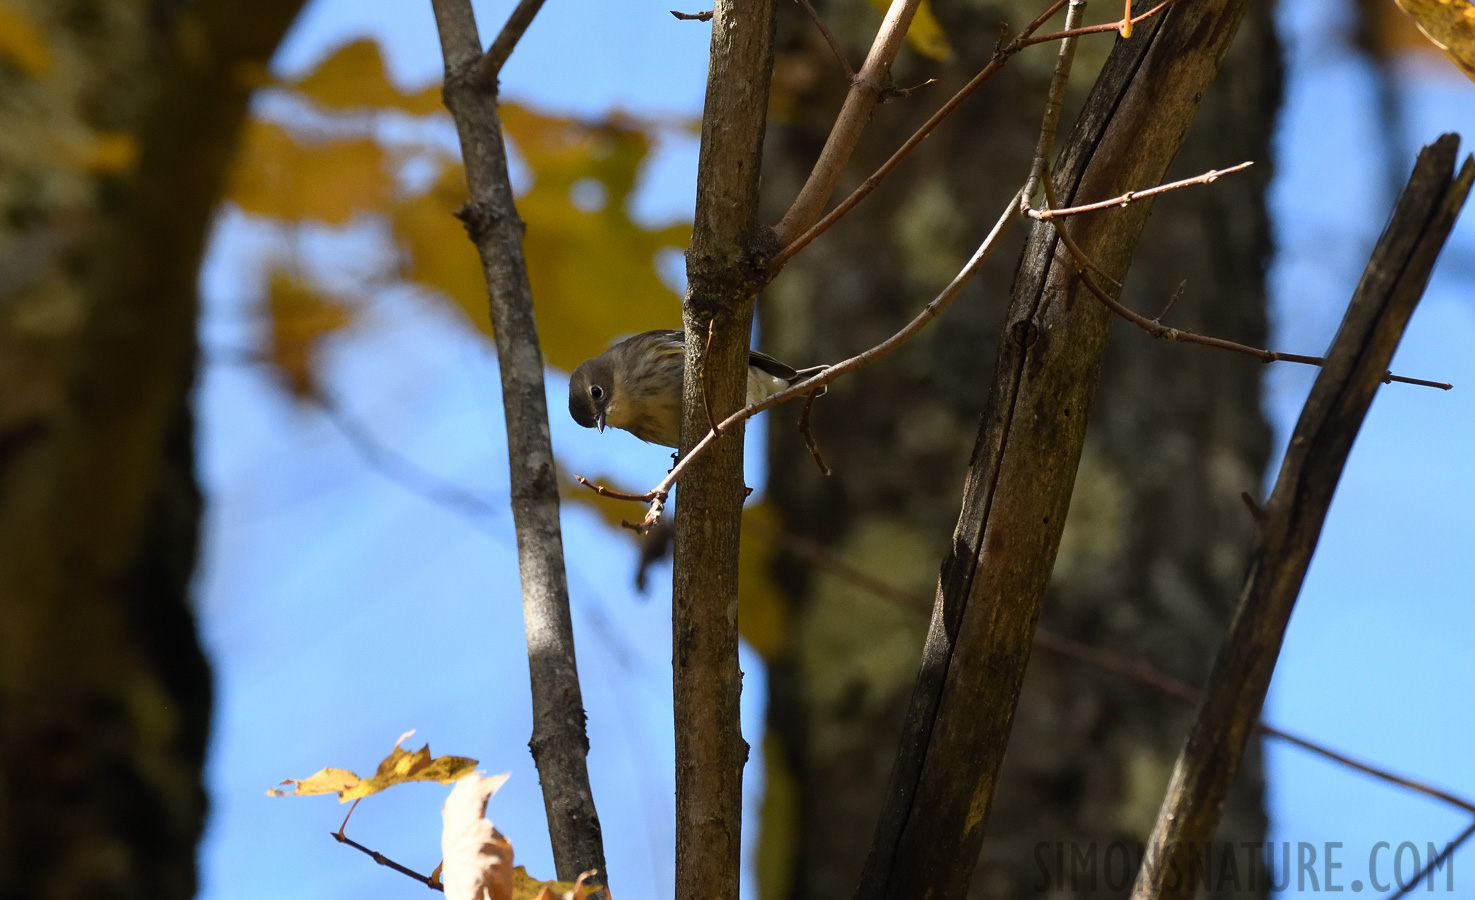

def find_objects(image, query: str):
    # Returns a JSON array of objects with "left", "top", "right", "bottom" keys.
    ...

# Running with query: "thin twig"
[
  {"left": 795, "top": 0, "right": 854, "bottom": 79},
  {"left": 331, "top": 831, "right": 445, "bottom": 892},
  {"left": 798, "top": 390, "right": 831, "bottom": 475},
  {"left": 1040, "top": 173, "right": 1452, "bottom": 390},
  {"left": 1383, "top": 819, "right": 1475, "bottom": 900},
  {"left": 1021, "top": 0, "right": 1088, "bottom": 213},
  {"left": 1018, "top": 0, "right": 1174, "bottom": 48},
  {"left": 771, "top": 0, "right": 930, "bottom": 245},
  {"left": 319, "top": 398, "right": 504, "bottom": 521},
  {"left": 671, "top": 9, "right": 715, "bottom": 20},
  {"left": 476, "top": 0, "right": 549, "bottom": 83},
  {"left": 584, "top": 189, "right": 1023, "bottom": 531},
  {"left": 771, "top": 0, "right": 1186, "bottom": 269},
  {"left": 752, "top": 522, "right": 1475, "bottom": 819},
  {"left": 1031, "top": 161, "right": 1254, "bottom": 219},
  {"left": 701, "top": 321, "right": 721, "bottom": 434}
]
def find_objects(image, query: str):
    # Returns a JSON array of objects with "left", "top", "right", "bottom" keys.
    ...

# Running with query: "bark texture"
[
  {"left": 0, "top": 1, "right": 302, "bottom": 897},
  {"left": 756, "top": 1, "right": 1280, "bottom": 897},
  {"left": 673, "top": 1, "right": 778, "bottom": 899}
]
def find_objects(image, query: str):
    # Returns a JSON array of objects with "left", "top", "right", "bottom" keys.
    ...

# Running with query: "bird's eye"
[{"left": 589, "top": 385, "right": 605, "bottom": 402}]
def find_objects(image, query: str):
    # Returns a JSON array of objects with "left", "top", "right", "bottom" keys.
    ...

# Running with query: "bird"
[{"left": 568, "top": 329, "right": 825, "bottom": 447}]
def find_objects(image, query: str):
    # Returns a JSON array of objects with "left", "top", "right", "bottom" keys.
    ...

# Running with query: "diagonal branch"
[
  {"left": 1127, "top": 135, "right": 1473, "bottom": 900},
  {"left": 1030, "top": 160, "right": 1252, "bottom": 219},
  {"left": 1021, "top": 0, "right": 1088, "bottom": 211},
  {"left": 771, "top": 0, "right": 928, "bottom": 245},
  {"left": 428, "top": 0, "right": 608, "bottom": 888},
  {"left": 796, "top": 0, "right": 855, "bottom": 79},
  {"left": 769, "top": 0, "right": 1179, "bottom": 270},
  {"left": 477, "top": 0, "right": 549, "bottom": 83},
  {"left": 1040, "top": 169, "right": 1453, "bottom": 389}
]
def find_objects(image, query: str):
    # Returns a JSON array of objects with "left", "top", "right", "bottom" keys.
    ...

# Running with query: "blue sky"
[{"left": 193, "top": 1, "right": 1475, "bottom": 898}]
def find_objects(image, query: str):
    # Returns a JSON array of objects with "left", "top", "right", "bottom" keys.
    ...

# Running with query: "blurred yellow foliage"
[
  {"left": 227, "top": 120, "right": 391, "bottom": 224},
  {"left": 866, "top": 0, "right": 953, "bottom": 61},
  {"left": 291, "top": 38, "right": 445, "bottom": 115},
  {"left": 267, "top": 270, "right": 352, "bottom": 398},
  {"left": 80, "top": 132, "right": 139, "bottom": 173},
  {"left": 392, "top": 106, "right": 690, "bottom": 374},
  {"left": 0, "top": 3, "right": 49, "bottom": 75},
  {"left": 226, "top": 35, "right": 692, "bottom": 392}
]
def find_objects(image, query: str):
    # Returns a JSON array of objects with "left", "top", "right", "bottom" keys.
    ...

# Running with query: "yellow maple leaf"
[
  {"left": 1393, "top": 0, "right": 1475, "bottom": 81},
  {"left": 227, "top": 119, "right": 392, "bottom": 224},
  {"left": 266, "top": 270, "right": 351, "bottom": 398},
  {"left": 269, "top": 730, "right": 478, "bottom": 802},
  {"left": 289, "top": 38, "right": 444, "bottom": 116}
]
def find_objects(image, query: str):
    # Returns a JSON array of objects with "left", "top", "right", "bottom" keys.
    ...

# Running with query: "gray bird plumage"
[{"left": 568, "top": 329, "right": 823, "bottom": 447}]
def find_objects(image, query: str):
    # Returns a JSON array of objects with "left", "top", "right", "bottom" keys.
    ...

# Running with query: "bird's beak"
[{"left": 596, "top": 410, "right": 606, "bottom": 433}]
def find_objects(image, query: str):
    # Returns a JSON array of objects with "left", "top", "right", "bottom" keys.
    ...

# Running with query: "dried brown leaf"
[{"left": 442, "top": 773, "right": 515, "bottom": 900}]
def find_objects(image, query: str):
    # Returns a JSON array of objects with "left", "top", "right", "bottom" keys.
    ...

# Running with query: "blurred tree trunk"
[
  {"left": 0, "top": 2, "right": 301, "bottom": 897},
  {"left": 756, "top": 1, "right": 1280, "bottom": 897}
]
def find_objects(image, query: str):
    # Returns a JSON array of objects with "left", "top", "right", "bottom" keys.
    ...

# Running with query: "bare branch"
[
  {"left": 1383, "top": 821, "right": 1475, "bottom": 900},
  {"left": 796, "top": 0, "right": 855, "bottom": 79},
  {"left": 1030, "top": 160, "right": 1253, "bottom": 219},
  {"left": 1021, "top": 0, "right": 1088, "bottom": 213},
  {"left": 1040, "top": 172, "right": 1453, "bottom": 390},
  {"left": 476, "top": 0, "right": 548, "bottom": 83},
  {"left": 1018, "top": 0, "right": 1175, "bottom": 48},
  {"left": 670, "top": 8, "right": 714, "bottom": 21},
  {"left": 772, "top": 0, "right": 1114, "bottom": 270},
  {"left": 429, "top": 0, "right": 608, "bottom": 886},
  {"left": 1128, "top": 135, "right": 1473, "bottom": 900},
  {"left": 331, "top": 831, "right": 445, "bottom": 893},
  {"left": 771, "top": 0, "right": 929, "bottom": 245},
  {"left": 798, "top": 389, "right": 831, "bottom": 475},
  {"left": 670, "top": 0, "right": 779, "bottom": 897}
]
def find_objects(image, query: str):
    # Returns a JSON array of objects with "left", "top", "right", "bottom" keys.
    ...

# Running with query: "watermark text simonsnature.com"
[{"left": 1032, "top": 840, "right": 1457, "bottom": 893}]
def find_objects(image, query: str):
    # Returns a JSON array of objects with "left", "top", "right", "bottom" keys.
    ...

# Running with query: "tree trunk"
[
  {"left": 0, "top": 2, "right": 301, "bottom": 897},
  {"left": 756, "top": 1, "right": 1281, "bottom": 897}
]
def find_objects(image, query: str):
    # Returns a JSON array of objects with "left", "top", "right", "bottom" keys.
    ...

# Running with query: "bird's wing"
[
  {"left": 747, "top": 348, "right": 799, "bottom": 382},
  {"left": 622, "top": 329, "right": 807, "bottom": 384}
]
